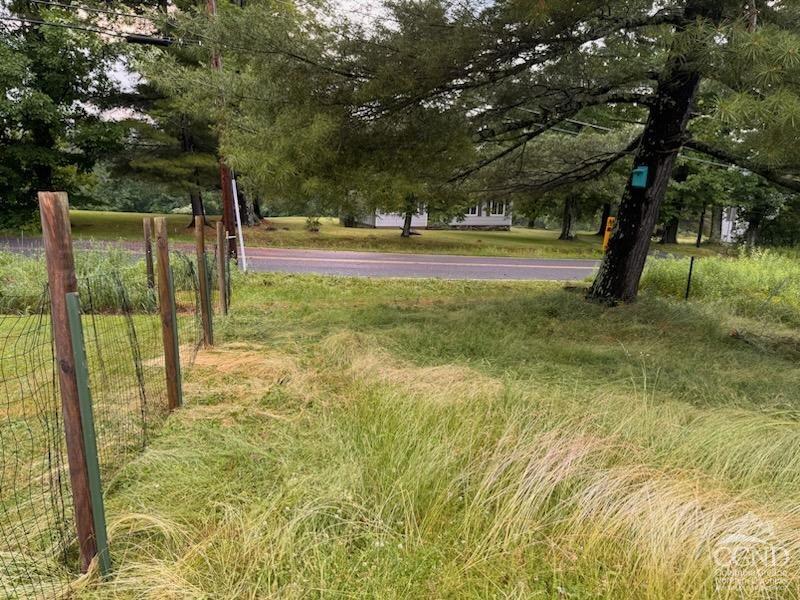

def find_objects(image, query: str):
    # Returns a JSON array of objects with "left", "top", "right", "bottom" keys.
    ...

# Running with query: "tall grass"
[
  {"left": 0, "top": 249, "right": 212, "bottom": 313},
  {"left": 75, "top": 334, "right": 800, "bottom": 598},
  {"left": 641, "top": 249, "right": 800, "bottom": 326},
  {"left": 73, "top": 270, "right": 800, "bottom": 599}
]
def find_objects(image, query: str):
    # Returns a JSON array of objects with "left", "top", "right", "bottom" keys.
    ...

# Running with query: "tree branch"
[
  {"left": 484, "top": 134, "right": 642, "bottom": 195},
  {"left": 684, "top": 139, "right": 800, "bottom": 193}
]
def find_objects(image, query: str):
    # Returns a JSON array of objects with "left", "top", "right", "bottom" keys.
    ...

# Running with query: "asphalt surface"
[
  {"left": 1, "top": 237, "right": 599, "bottom": 281},
  {"left": 243, "top": 247, "right": 599, "bottom": 280}
]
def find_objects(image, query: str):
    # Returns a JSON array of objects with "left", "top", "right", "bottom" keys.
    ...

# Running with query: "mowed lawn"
[
  {"left": 65, "top": 210, "right": 722, "bottom": 259},
  {"left": 78, "top": 273, "right": 800, "bottom": 599}
]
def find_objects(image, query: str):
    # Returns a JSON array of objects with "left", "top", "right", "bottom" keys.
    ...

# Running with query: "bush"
[
  {"left": 305, "top": 216, "right": 321, "bottom": 232},
  {"left": 641, "top": 249, "right": 800, "bottom": 326}
]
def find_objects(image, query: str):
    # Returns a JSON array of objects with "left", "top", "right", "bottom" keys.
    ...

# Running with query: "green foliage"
[
  {"left": 76, "top": 163, "right": 186, "bottom": 213},
  {"left": 712, "top": 23, "right": 800, "bottom": 169},
  {"left": 760, "top": 195, "right": 800, "bottom": 246},
  {"left": 109, "top": 88, "right": 221, "bottom": 199},
  {"left": 0, "top": 5, "right": 127, "bottom": 226},
  {"left": 659, "top": 162, "right": 730, "bottom": 235},
  {"left": 304, "top": 216, "right": 321, "bottom": 232},
  {"left": 143, "top": 0, "right": 476, "bottom": 217},
  {"left": 728, "top": 172, "right": 790, "bottom": 244}
]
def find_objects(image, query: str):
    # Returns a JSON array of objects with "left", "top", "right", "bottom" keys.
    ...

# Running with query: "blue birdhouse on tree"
[{"left": 631, "top": 165, "right": 649, "bottom": 189}]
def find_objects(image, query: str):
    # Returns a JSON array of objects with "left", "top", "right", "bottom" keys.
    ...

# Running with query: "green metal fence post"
[
  {"left": 169, "top": 266, "right": 183, "bottom": 407},
  {"left": 203, "top": 253, "right": 214, "bottom": 344},
  {"left": 65, "top": 292, "right": 111, "bottom": 577}
]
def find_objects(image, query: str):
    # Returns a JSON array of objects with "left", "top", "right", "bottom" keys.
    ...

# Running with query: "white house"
[
  {"left": 721, "top": 206, "right": 746, "bottom": 243},
  {"left": 449, "top": 200, "right": 512, "bottom": 229},
  {"left": 357, "top": 210, "right": 429, "bottom": 229},
  {"left": 359, "top": 200, "right": 512, "bottom": 230}
]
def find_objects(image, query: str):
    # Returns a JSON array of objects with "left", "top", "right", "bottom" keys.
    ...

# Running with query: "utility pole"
[{"left": 206, "top": 0, "right": 238, "bottom": 258}]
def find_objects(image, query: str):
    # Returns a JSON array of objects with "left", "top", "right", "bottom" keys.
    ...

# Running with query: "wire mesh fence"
[
  {"left": 173, "top": 252, "right": 205, "bottom": 366},
  {"left": 77, "top": 271, "right": 166, "bottom": 479},
  {"left": 0, "top": 240, "right": 229, "bottom": 598},
  {"left": 0, "top": 289, "right": 75, "bottom": 599}
]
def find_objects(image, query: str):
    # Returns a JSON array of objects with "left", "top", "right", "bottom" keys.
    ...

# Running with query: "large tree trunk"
[
  {"left": 695, "top": 204, "right": 706, "bottom": 248},
  {"left": 401, "top": 210, "right": 414, "bottom": 238},
  {"left": 187, "top": 188, "right": 207, "bottom": 228},
  {"left": 253, "top": 195, "right": 263, "bottom": 219},
  {"left": 400, "top": 194, "right": 416, "bottom": 238},
  {"left": 559, "top": 195, "right": 579, "bottom": 240},
  {"left": 743, "top": 214, "right": 763, "bottom": 246},
  {"left": 709, "top": 205, "right": 723, "bottom": 243},
  {"left": 595, "top": 203, "right": 611, "bottom": 236},
  {"left": 588, "top": 18, "right": 705, "bottom": 302},
  {"left": 238, "top": 189, "right": 257, "bottom": 227},
  {"left": 659, "top": 217, "right": 679, "bottom": 244}
]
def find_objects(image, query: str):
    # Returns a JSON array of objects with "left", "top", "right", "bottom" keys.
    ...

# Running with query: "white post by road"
[{"left": 230, "top": 169, "right": 248, "bottom": 272}]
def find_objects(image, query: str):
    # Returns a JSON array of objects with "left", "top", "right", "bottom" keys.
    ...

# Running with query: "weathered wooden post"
[
  {"left": 154, "top": 218, "right": 182, "bottom": 410},
  {"left": 194, "top": 216, "right": 213, "bottom": 346},
  {"left": 143, "top": 217, "right": 155, "bottom": 290},
  {"left": 216, "top": 221, "right": 228, "bottom": 315},
  {"left": 38, "top": 191, "right": 97, "bottom": 572}
]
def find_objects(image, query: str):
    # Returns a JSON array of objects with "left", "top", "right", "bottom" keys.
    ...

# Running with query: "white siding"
[
  {"left": 450, "top": 201, "right": 512, "bottom": 228},
  {"left": 356, "top": 201, "right": 511, "bottom": 229},
  {"left": 721, "top": 206, "right": 746, "bottom": 243},
  {"left": 357, "top": 210, "right": 428, "bottom": 228},
  {"left": 451, "top": 213, "right": 512, "bottom": 227}
]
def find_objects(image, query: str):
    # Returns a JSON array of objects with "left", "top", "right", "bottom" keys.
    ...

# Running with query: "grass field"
[
  {"left": 64, "top": 260, "right": 800, "bottom": 598},
  {"left": 58, "top": 210, "right": 724, "bottom": 259}
]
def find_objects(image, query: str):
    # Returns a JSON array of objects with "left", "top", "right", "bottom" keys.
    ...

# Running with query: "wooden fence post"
[
  {"left": 143, "top": 218, "right": 155, "bottom": 290},
  {"left": 195, "top": 216, "right": 213, "bottom": 346},
  {"left": 66, "top": 292, "right": 111, "bottom": 577},
  {"left": 38, "top": 191, "right": 97, "bottom": 572},
  {"left": 216, "top": 221, "right": 228, "bottom": 315},
  {"left": 154, "top": 218, "right": 183, "bottom": 410}
]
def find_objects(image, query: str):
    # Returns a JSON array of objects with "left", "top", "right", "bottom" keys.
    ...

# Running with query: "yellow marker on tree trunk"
[{"left": 603, "top": 217, "right": 616, "bottom": 252}]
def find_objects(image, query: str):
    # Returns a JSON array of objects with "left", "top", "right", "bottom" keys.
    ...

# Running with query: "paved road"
[
  {"left": 1, "top": 238, "right": 599, "bottom": 280},
  {"left": 244, "top": 247, "right": 599, "bottom": 280}
]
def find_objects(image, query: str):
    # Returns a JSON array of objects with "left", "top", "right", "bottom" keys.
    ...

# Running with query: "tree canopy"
[
  {"left": 4, "top": 0, "right": 799, "bottom": 300},
  {"left": 0, "top": 1, "right": 127, "bottom": 227}
]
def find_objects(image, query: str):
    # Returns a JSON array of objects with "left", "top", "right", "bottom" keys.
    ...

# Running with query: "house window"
[
  {"left": 489, "top": 201, "right": 505, "bottom": 216},
  {"left": 468, "top": 204, "right": 479, "bottom": 216}
]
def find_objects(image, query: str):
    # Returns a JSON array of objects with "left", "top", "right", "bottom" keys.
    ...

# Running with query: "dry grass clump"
[{"left": 320, "top": 331, "right": 503, "bottom": 405}]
